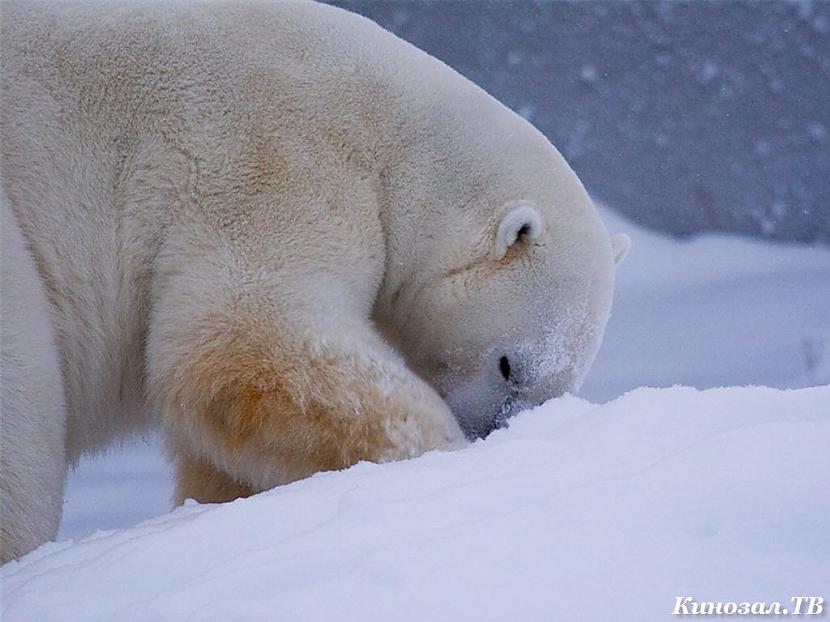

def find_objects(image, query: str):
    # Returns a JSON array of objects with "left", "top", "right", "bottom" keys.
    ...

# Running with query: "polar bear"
[{"left": 0, "top": 1, "right": 629, "bottom": 562}]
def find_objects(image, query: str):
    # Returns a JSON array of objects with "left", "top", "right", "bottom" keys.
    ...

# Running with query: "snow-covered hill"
[
  {"left": 4, "top": 385, "right": 828, "bottom": 621},
  {"left": 583, "top": 206, "right": 830, "bottom": 401}
]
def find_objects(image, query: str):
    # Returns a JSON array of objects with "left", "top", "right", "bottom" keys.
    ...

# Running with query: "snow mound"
[{"left": 4, "top": 385, "right": 828, "bottom": 621}]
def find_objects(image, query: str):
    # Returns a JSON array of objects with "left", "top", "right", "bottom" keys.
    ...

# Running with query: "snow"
[
  {"left": 3, "top": 207, "right": 829, "bottom": 618},
  {"left": 3, "top": 386, "right": 829, "bottom": 621},
  {"left": 582, "top": 207, "right": 830, "bottom": 401}
]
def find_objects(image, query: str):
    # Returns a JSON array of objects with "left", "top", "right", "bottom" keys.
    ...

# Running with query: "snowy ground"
[
  {"left": 4, "top": 386, "right": 829, "bottom": 621},
  {"left": 3, "top": 207, "right": 829, "bottom": 619},
  {"left": 583, "top": 207, "right": 830, "bottom": 400}
]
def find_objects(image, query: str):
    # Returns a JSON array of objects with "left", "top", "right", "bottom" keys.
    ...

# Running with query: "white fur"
[
  {"left": 0, "top": 0, "right": 624, "bottom": 561},
  {"left": 1, "top": 194, "right": 67, "bottom": 563}
]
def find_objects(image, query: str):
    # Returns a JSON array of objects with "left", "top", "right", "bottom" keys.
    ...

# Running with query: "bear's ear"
[
  {"left": 496, "top": 205, "right": 544, "bottom": 258},
  {"left": 611, "top": 233, "right": 631, "bottom": 266}
]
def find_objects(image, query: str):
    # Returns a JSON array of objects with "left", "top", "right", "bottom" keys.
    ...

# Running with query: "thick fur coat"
[{"left": 0, "top": 0, "right": 628, "bottom": 562}]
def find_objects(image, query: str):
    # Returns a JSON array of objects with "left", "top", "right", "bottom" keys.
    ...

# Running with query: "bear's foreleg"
[
  {"left": 173, "top": 454, "right": 254, "bottom": 505},
  {"left": 149, "top": 284, "right": 464, "bottom": 503}
]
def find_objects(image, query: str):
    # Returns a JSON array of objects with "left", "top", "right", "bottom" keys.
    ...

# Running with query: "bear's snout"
[{"left": 496, "top": 340, "right": 577, "bottom": 396}]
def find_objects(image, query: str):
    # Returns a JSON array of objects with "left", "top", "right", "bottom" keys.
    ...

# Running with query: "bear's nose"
[
  {"left": 498, "top": 352, "right": 530, "bottom": 389},
  {"left": 498, "top": 349, "right": 571, "bottom": 400}
]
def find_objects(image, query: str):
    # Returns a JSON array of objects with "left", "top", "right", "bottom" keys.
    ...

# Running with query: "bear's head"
[
  {"left": 413, "top": 198, "right": 629, "bottom": 439},
  {"left": 373, "top": 79, "right": 630, "bottom": 439}
]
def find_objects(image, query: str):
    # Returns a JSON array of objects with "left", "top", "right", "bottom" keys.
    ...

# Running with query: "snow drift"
[{"left": 4, "top": 385, "right": 828, "bottom": 622}]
